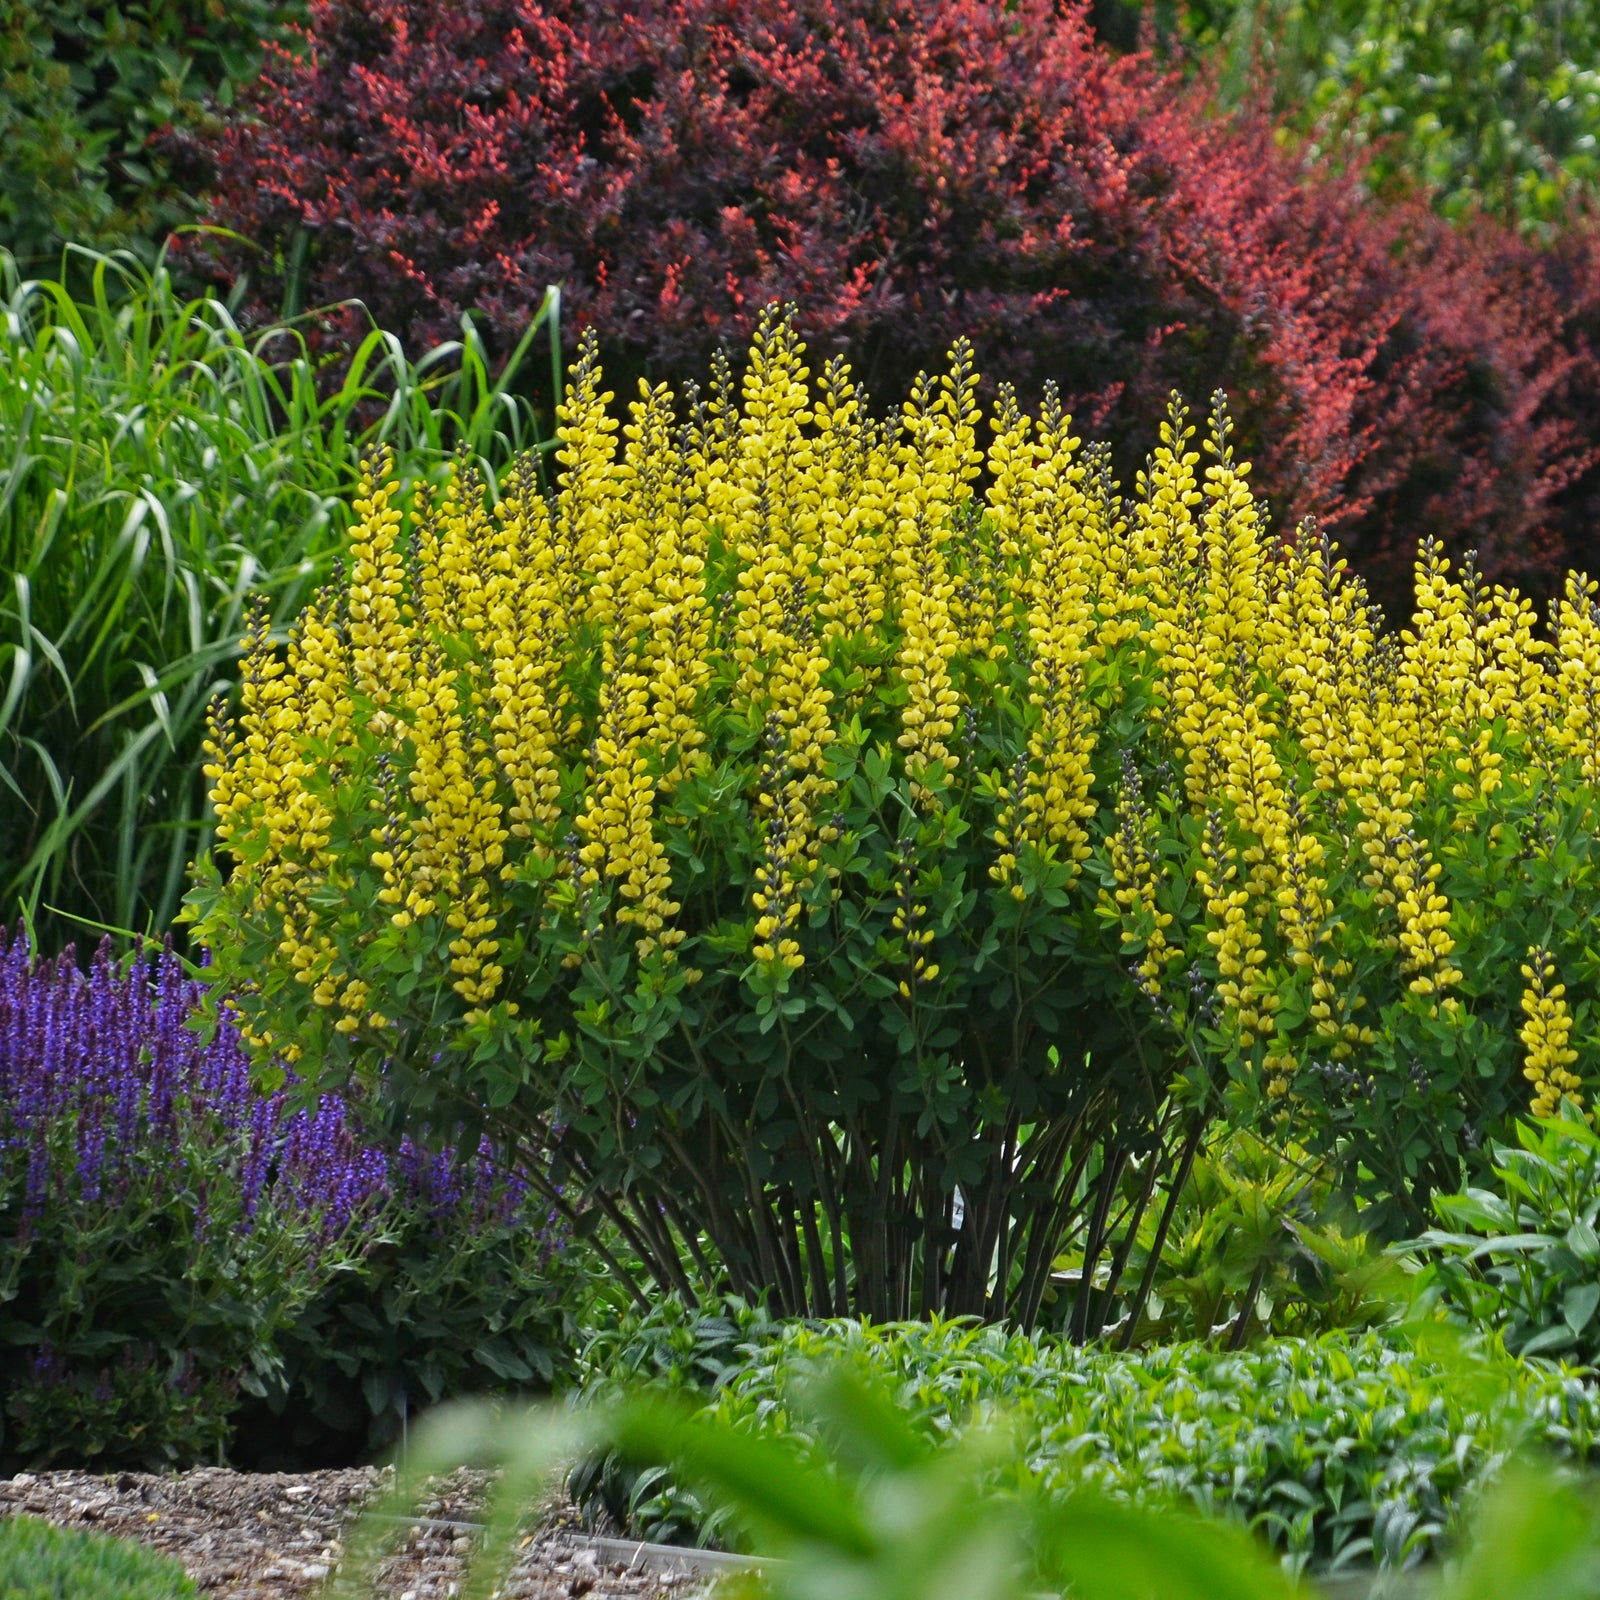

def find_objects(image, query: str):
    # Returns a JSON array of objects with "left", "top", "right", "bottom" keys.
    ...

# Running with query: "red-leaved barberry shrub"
[
  {"left": 181, "top": 0, "right": 1600, "bottom": 614},
  {"left": 1158, "top": 108, "right": 1597, "bottom": 611},
  {"left": 1532, "top": 227, "right": 1600, "bottom": 599}
]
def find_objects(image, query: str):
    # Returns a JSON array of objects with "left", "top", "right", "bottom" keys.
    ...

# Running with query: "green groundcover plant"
[
  {"left": 0, "top": 246, "right": 559, "bottom": 951},
  {"left": 0, "top": 1514, "right": 194, "bottom": 1600},
  {"left": 335, "top": 1366, "right": 1600, "bottom": 1600},
  {"left": 572, "top": 1313, "right": 1600, "bottom": 1573}
]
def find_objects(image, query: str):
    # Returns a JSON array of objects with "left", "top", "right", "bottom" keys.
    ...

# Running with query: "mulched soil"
[{"left": 0, "top": 1467, "right": 696, "bottom": 1599}]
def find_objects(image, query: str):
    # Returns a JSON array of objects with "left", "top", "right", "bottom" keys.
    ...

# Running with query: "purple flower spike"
[{"left": 0, "top": 928, "right": 543, "bottom": 1256}]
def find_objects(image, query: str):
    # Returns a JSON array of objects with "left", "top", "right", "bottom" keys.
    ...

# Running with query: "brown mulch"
[{"left": 0, "top": 1467, "right": 696, "bottom": 1599}]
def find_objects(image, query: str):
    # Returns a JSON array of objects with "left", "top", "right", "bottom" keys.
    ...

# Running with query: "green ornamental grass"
[{"left": 0, "top": 244, "right": 559, "bottom": 949}]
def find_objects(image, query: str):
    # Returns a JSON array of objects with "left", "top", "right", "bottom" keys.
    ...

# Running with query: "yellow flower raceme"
[
  {"left": 554, "top": 330, "right": 621, "bottom": 627},
  {"left": 814, "top": 357, "right": 891, "bottom": 645},
  {"left": 1398, "top": 547, "right": 1552, "bottom": 804},
  {"left": 1142, "top": 409, "right": 1209, "bottom": 803},
  {"left": 983, "top": 384, "right": 1033, "bottom": 658},
  {"left": 1103, "top": 756, "right": 1178, "bottom": 995},
  {"left": 575, "top": 658, "right": 679, "bottom": 959},
  {"left": 1194, "top": 807, "right": 1272, "bottom": 1048},
  {"left": 485, "top": 457, "right": 568, "bottom": 848},
  {"left": 345, "top": 453, "right": 410, "bottom": 717},
  {"left": 1014, "top": 390, "right": 1096, "bottom": 868},
  {"left": 724, "top": 311, "right": 840, "bottom": 959},
  {"left": 206, "top": 598, "right": 343, "bottom": 1010},
  {"left": 1521, "top": 947, "right": 1583, "bottom": 1117},
  {"left": 730, "top": 308, "right": 816, "bottom": 709},
  {"left": 1270, "top": 528, "right": 1374, "bottom": 802},
  {"left": 1554, "top": 572, "right": 1600, "bottom": 781},
  {"left": 890, "top": 369, "right": 967, "bottom": 789}
]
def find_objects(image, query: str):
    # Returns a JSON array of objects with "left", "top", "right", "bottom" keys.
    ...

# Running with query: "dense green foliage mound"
[
  {"left": 0, "top": 0, "right": 302, "bottom": 272},
  {"left": 1413, "top": 1110, "right": 1600, "bottom": 1371},
  {"left": 0, "top": 1515, "right": 194, "bottom": 1600},
  {"left": 340, "top": 1364, "right": 1600, "bottom": 1600}
]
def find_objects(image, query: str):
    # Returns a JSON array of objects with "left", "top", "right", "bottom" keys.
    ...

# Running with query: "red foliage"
[
  {"left": 184, "top": 0, "right": 1600, "bottom": 614},
  {"left": 1152, "top": 109, "right": 1596, "bottom": 610}
]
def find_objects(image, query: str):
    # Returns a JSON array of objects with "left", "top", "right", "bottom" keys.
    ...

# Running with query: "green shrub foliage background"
[
  {"left": 0, "top": 0, "right": 301, "bottom": 272},
  {"left": 1180, "top": 0, "right": 1600, "bottom": 228}
]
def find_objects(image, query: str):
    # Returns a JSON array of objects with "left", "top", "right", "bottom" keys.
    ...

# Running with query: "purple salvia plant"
[
  {"left": 0, "top": 930, "right": 535, "bottom": 1242},
  {"left": 0, "top": 932, "right": 567, "bottom": 1469}
]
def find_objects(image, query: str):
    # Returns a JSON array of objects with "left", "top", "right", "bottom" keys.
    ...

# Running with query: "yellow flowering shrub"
[{"left": 191, "top": 310, "right": 1600, "bottom": 1323}]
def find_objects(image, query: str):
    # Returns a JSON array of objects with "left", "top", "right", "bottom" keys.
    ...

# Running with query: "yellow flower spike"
[
  {"left": 433, "top": 458, "right": 496, "bottom": 642},
  {"left": 1198, "top": 398, "right": 1265, "bottom": 659},
  {"left": 1551, "top": 572, "right": 1600, "bottom": 782},
  {"left": 983, "top": 383, "right": 1036, "bottom": 654},
  {"left": 206, "top": 579, "right": 352, "bottom": 999},
  {"left": 814, "top": 356, "right": 891, "bottom": 645},
  {"left": 731, "top": 306, "right": 817, "bottom": 706},
  {"left": 1520, "top": 946, "right": 1584, "bottom": 1118},
  {"left": 1194, "top": 804, "right": 1272, "bottom": 1037},
  {"left": 1003, "top": 384, "right": 1097, "bottom": 866},
  {"left": 345, "top": 449, "right": 412, "bottom": 716},
  {"left": 1101, "top": 754, "right": 1179, "bottom": 995},
  {"left": 561, "top": 373, "right": 698, "bottom": 950},
  {"left": 713, "top": 309, "right": 841, "bottom": 947},
  {"left": 1079, "top": 443, "right": 1142, "bottom": 656},
  {"left": 631, "top": 384, "right": 715, "bottom": 786},
  {"left": 891, "top": 367, "right": 967, "bottom": 789},
  {"left": 553, "top": 328, "right": 621, "bottom": 627}
]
